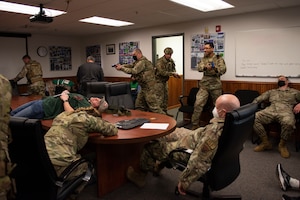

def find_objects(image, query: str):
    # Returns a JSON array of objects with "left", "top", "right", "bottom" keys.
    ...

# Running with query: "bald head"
[{"left": 215, "top": 94, "right": 240, "bottom": 118}]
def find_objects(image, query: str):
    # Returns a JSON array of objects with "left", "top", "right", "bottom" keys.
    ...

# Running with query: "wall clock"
[{"left": 37, "top": 46, "right": 48, "bottom": 57}]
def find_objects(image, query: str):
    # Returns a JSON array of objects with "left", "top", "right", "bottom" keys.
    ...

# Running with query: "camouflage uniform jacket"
[
  {"left": 155, "top": 56, "right": 176, "bottom": 83},
  {"left": 121, "top": 56, "right": 155, "bottom": 88},
  {"left": 164, "top": 118, "right": 224, "bottom": 190},
  {"left": 42, "top": 93, "right": 91, "bottom": 119},
  {"left": 14, "top": 60, "right": 43, "bottom": 84},
  {"left": 253, "top": 87, "right": 300, "bottom": 113},
  {"left": 0, "top": 74, "right": 12, "bottom": 195},
  {"left": 45, "top": 111, "right": 118, "bottom": 167},
  {"left": 197, "top": 54, "right": 226, "bottom": 90}
]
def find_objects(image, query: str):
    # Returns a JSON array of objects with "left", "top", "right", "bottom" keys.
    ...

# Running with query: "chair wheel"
[{"left": 175, "top": 186, "right": 180, "bottom": 195}]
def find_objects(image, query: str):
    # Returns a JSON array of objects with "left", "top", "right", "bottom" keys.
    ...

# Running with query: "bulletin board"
[
  {"left": 119, "top": 41, "right": 139, "bottom": 64},
  {"left": 49, "top": 46, "right": 72, "bottom": 71},
  {"left": 86, "top": 45, "right": 101, "bottom": 66},
  {"left": 191, "top": 32, "right": 225, "bottom": 69},
  {"left": 235, "top": 27, "right": 300, "bottom": 77}
]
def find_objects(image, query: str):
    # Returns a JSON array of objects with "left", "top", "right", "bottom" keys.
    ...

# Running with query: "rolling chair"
[
  {"left": 82, "top": 81, "right": 109, "bottom": 98},
  {"left": 168, "top": 103, "right": 258, "bottom": 199},
  {"left": 176, "top": 87, "right": 213, "bottom": 127},
  {"left": 234, "top": 89, "right": 260, "bottom": 106},
  {"left": 105, "top": 82, "right": 135, "bottom": 110},
  {"left": 8, "top": 117, "right": 94, "bottom": 200}
]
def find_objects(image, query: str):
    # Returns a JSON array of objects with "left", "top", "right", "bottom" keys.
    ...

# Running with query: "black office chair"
[
  {"left": 175, "top": 87, "right": 199, "bottom": 120},
  {"left": 82, "top": 81, "right": 109, "bottom": 98},
  {"left": 105, "top": 82, "right": 135, "bottom": 110},
  {"left": 234, "top": 89, "right": 260, "bottom": 106},
  {"left": 168, "top": 103, "right": 258, "bottom": 199},
  {"left": 8, "top": 117, "right": 94, "bottom": 200},
  {"left": 176, "top": 87, "right": 213, "bottom": 126}
]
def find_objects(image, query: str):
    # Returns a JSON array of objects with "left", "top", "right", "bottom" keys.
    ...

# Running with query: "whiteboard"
[{"left": 235, "top": 27, "right": 300, "bottom": 77}]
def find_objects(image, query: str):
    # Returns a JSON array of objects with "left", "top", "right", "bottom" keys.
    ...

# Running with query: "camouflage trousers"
[
  {"left": 135, "top": 85, "right": 166, "bottom": 115},
  {"left": 253, "top": 107, "right": 296, "bottom": 141},
  {"left": 29, "top": 81, "right": 46, "bottom": 96},
  {"left": 191, "top": 88, "right": 221, "bottom": 126}
]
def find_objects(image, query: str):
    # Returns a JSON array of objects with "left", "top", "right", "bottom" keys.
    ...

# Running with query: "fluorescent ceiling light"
[
  {"left": 79, "top": 16, "right": 134, "bottom": 27},
  {"left": 0, "top": 1, "right": 66, "bottom": 17},
  {"left": 170, "top": 0, "right": 234, "bottom": 12}
]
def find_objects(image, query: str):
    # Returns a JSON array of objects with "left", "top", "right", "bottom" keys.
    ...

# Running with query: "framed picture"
[{"left": 106, "top": 44, "right": 115, "bottom": 55}]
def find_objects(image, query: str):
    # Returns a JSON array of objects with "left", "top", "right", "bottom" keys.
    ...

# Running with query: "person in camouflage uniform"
[
  {"left": 126, "top": 94, "right": 240, "bottom": 194},
  {"left": 115, "top": 48, "right": 165, "bottom": 114},
  {"left": 155, "top": 47, "right": 180, "bottom": 116},
  {"left": 252, "top": 75, "right": 300, "bottom": 158},
  {"left": 12, "top": 55, "right": 45, "bottom": 96},
  {"left": 0, "top": 74, "right": 13, "bottom": 200},
  {"left": 45, "top": 97, "right": 118, "bottom": 198},
  {"left": 191, "top": 42, "right": 226, "bottom": 130}
]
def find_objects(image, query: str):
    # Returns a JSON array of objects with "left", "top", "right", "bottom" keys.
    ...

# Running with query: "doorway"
[{"left": 152, "top": 33, "right": 184, "bottom": 109}]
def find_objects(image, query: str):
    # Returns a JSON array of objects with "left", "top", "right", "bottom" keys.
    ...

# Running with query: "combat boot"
[
  {"left": 126, "top": 166, "right": 146, "bottom": 188},
  {"left": 254, "top": 135, "right": 272, "bottom": 152},
  {"left": 191, "top": 125, "right": 200, "bottom": 130},
  {"left": 278, "top": 139, "right": 290, "bottom": 158}
]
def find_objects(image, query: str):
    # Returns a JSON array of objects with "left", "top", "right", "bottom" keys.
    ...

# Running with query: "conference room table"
[{"left": 11, "top": 95, "right": 177, "bottom": 197}]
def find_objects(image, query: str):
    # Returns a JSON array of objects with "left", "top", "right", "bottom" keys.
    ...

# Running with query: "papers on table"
[{"left": 140, "top": 123, "right": 169, "bottom": 130}]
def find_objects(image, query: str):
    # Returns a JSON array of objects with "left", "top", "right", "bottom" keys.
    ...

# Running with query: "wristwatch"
[{"left": 63, "top": 100, "right": 69, "bottom": 102}]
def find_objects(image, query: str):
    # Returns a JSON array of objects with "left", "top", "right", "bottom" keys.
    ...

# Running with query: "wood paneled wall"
[{"left": 17, "top": 76, "right": 300, "bottom": 109}]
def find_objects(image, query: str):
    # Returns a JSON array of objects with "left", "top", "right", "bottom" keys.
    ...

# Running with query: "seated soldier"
[{"left": 252, "top": 75, "right": 300, "bottom": 158}]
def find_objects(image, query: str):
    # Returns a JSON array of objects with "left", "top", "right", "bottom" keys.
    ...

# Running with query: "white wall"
[
  {"left": 1, "top": 6, "right": 300, "bottom": 84},
  {"left": 82, "top": 6, "right": 300, "bottom": 83}
]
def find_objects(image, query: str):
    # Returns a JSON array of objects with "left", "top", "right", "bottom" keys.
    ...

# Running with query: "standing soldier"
[
  {"left": 252, "top": 75, "right": 300, "bottom": 158},
  {"left": 12, "top": 55, "right": 45, "bottom": 96},
  {"left": 0, "top": 74, "right": 13, "bottom": 200},
  {"left": 155, "top": 47, "right": 180, "bottom": 116},
  {"left": 115, "top": 48, "right": 165, "bottom": 114},
  {"left": 191, "top": 42, "right": 226, "bottom": 130}
]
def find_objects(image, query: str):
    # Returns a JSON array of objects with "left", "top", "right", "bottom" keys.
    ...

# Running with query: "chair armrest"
[
  {"left": 168, "top": 147, "right": 193, "bottom": 171},
  {"left": 178, "top": 95, "right": 189, "bottom": 106},
  {"left": 56, "top": 158, "right": 94, "bottom": 187}
]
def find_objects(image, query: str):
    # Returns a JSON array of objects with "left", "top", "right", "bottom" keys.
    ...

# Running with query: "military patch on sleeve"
[{"left": 201, "top": 138, "right": 217, "bottom": 153}]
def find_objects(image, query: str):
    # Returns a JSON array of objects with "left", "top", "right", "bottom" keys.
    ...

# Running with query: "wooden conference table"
[{"left": 11, "top": 95, "right": 177, "bottom": 197}]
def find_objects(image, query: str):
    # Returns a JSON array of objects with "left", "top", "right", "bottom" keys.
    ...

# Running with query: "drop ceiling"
[{"left": 1, "top": 0, "right": 300, "bottom": 37}]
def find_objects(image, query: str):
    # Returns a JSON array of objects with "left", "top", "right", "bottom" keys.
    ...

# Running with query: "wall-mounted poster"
[
  {"left": 191, "top": 32, "right": 225, "bottom": 69},
  {"left": 49, "top": 46, "right": 72, "bottom": 71},
  {"left": 119, "top": 41, "right": 139, "bottom": 64},
  {"left": 86, "top": 45, "right": 101, "bottom": 66}
]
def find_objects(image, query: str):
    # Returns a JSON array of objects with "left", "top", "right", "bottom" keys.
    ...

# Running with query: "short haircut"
[
  {"left": 205, "top": 42, "right": 214, "bottom": 49},
  {"left": 87, "top": 56, "right": 95, "bottom": 62},
  {"left": 22, "top": 55, "right": 31, "bottom": 59}
]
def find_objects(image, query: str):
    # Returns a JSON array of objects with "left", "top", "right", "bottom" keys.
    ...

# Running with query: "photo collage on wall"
[
  {"left": 119, "top": 41, "right": 139, "bottom": 64},
  {"left": 86, "top": 45, "right": 101, "bottom": 66},
  {"left": 191, "top": 32, "right": 225, "bottom": 69},
  {"left": 49, "top": 46, "right": 72, "bottom": 71}
]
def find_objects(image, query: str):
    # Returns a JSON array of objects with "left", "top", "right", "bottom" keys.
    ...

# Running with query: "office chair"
[
  {"left": 176, "top": 87, "right": 213, "bottom": 126},
  {"left": 8, "top": 117, "right": 94, "bottom": 200},
  {"left": 84, "top": 81, "right": 109, "bottom": 98},
  {"left": 234, "top": 89, "right": 260, "bottom": 106},
  {"left": 168, "top": 103, "right": 258, "bottom": 199},
  {"left": 105, "top": 82, "right": 135, "bottom": 110}
]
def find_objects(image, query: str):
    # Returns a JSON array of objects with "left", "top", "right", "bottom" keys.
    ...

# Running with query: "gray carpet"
[{"left": 78, "top": 108, "right": 300, "bottom": 200}]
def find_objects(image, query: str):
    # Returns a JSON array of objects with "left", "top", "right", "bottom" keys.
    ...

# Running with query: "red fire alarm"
[{"left": 216, "top": 25, "right": 221, "bottom": 32}]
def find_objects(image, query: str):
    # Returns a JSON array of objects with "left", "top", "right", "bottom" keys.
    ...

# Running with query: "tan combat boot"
[
  {"left": 278, "top": 139, "right": 290, "bottom": 158},
  {"left": 126, "top": 166, "right": 146, "bottom": 188},
  {"left": 254, "top": 135, "right": 272, "bottom": 152}
]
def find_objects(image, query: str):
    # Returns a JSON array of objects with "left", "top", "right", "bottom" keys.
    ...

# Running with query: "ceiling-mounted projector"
[{"left": 29, "top": 4, "right": 53, "bottom": 23}]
